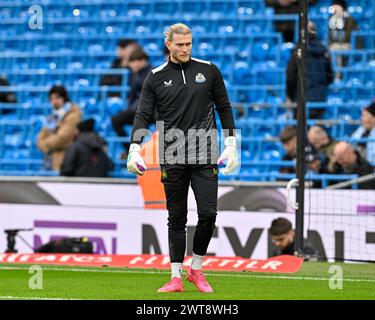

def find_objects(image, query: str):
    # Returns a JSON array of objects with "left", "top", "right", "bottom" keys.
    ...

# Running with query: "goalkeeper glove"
[
  {"left": 217, "top": 136, "right": 239, "bottom": 175},
  {"left": 127, "top": 143, "right": 147, "bottom": 176}
]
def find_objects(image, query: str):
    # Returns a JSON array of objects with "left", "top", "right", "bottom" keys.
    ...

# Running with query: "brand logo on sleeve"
[
  {"left": 161, "top": 169, "right": 168, "bottom": 180},
  {"left": 195, "top": 73, "right": 206, "bottom": 83},
  {"left": 163, "top": 80, "right": 173, "bottom": 87},
  {"left": 212, "top": 167, "right": 219, "bottom": 175}
]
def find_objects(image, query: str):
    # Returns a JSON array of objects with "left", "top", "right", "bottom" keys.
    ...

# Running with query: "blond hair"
[{"left": 164, "top": 23, "right": 192, "bottom": 42}]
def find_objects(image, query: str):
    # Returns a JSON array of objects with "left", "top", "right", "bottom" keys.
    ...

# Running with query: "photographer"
[
  {"left": 308, "top": 125, "right": 338, "bottom": 173},
  {"left": 269, "top": 218, "right": 319, "bottom": 260},
  {"left": 279, "top": 126, "right": 324, "bottom": 176}
]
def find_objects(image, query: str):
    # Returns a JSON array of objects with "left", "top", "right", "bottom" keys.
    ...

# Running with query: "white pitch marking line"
[
  {"left": 1, "top": 265, "right": 375, "bottom": 283},
  {"left": 0, "top": 296, "right": 83, "bottom": 300}
]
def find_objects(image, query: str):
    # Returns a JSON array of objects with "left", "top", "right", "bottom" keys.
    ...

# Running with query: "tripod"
[{"left": 4, "top": 229, "right": 34, "bottom": 253}]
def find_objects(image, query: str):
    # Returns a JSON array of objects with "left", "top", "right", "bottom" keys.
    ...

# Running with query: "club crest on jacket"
[{"left": 195, "top": 73, "right": 206, "bottom": 83}]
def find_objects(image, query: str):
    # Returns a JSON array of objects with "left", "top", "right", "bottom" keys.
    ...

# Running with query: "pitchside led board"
[{"left": 0, "top": 181, "right": 374, "bottom": 262}]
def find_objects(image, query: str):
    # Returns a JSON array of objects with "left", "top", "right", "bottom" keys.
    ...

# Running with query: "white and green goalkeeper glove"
[
  {"left": 217, "top": 136, "right": 239, "bottom": 175},
  {"left": 127, "top": 143, "right": 147, "bottom": 176}
]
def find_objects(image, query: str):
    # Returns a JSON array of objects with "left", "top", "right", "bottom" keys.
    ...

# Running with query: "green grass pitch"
[{"left": 0, "top": 262, "right": 374, "bottom": 300}]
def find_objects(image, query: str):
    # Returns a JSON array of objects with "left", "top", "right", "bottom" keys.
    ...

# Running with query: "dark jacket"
[
  {"left": 319, "top": 139, "right": 338, "bottom": 173},
  {"left": 266, "top": 0, "right": 316, "bottom": 13},
  {"left": 329, "top": 14, "right": 362, "bottom": 48},
  {"left": 287, "top": 34, "right": 334, "bottom": 103},
  {"left": 272, "top": 240, "right": 319, "bottom": 261},
  {"left": 60, "top": 132, "right": 113, "bottom": 177},
  {"left": 279, "top": 144, "right": 321, "bottom": 174},
  {"left": 99, "top": 58, "right": 128, "bottom": 97},
  {"left": 127, "top": 64, "right": 153, "bottom": 111},
  {"left": 0, "top": 77, "right": 17, "bottom": 114},
  {"left": 265, "top": 0, "right": 316, "bottom": 42},
  {"left": 333, "top": 150, "right": 375, "bottom": 189},
  {"left": 130, "top": 58, "right": 235, "bottom": 164},
  {"left": 280, "top": 153, "right": 296, "bottom": 174}
]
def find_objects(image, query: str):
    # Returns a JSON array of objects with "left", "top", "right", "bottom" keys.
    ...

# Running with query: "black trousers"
[
  {"left": 160, "top": 164, "right": 218, "bottom": 263},
  {"left": 111, "top": 109, "right": 137, "bottom": 150}
]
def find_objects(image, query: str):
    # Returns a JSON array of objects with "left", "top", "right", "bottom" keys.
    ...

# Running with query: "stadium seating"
[{"left": 0, "top": 0, "right": 373, "bottom": 186}]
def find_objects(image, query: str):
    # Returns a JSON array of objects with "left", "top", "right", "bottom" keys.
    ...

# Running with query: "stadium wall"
[{"left": 0, "top": 182, "right": 374, "bottom": 261}]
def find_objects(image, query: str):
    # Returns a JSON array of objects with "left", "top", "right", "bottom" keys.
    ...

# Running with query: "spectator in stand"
[
  {"left": 37, "top": 85, "right": 82, "bottom": 171},
  {"left": 265, "top": 0, "right": 316, "bottom": 42},
  {"left": 328, "top": 0, "right": 362, "bottom": 78},
  {"left": 111, "top": 48, "right": 154, "bottom": 158},
  {"left": 333, "top": 142, "right": 375, "bottom": 189},
  {"left": 279, "top": 126, "right": 298, "bottom": 174},
  {"left": 60, "top": 118, "right": 113, "bottom": 177},
  {"left": 0, "top": 75, "right": 17, "bottom": 114},
  {"left": 99, "top": 39, "right": 141, "bottom": 97},
  {"left": 279, "top": 126, "right": 323, "bottom": 176},
  {"left": 328, "top": 0, "right": 362, "bottom": 50},
  {"left": 286, "top": 21, "right": 334, "bottom": 119},
  {"left": 308, "top": 125, "right": 337, "bottom": 173},
  {"left": 351, "top": 102, "right": 375, "bottom": 165}
]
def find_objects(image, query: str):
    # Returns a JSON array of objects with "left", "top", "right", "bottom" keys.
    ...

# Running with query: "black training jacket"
[{"left": 130, "top": 57, "right": 235, "bottom": 164}]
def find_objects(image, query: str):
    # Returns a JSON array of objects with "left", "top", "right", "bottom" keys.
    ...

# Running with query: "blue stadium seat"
[
  {"left": 0, "top": 0, "right": 373, "bottom": 182},
  {"left": 233, "top": 61, "right": 251, "bottom": 84}
]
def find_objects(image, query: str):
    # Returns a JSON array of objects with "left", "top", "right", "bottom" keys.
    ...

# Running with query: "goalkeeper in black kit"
[{"left": 127, "top": 23, "right": 239, "bottom": 293}]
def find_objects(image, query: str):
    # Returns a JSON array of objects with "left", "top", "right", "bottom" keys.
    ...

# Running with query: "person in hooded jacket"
[
  {"left": 60, "top": 118, "right": 114, "bottom": 177},
  {"left": 286, "top": 21, "right": 334, "bottom": 119}
]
